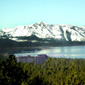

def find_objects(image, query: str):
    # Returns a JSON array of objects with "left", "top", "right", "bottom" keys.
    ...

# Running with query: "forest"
[{"left": 0, "top": 54, "right": 85, "bottom": 85}]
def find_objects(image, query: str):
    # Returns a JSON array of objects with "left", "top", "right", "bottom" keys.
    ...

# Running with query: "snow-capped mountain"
[{"left": 0, "top": 22, "right": 85, "bottom": 42}]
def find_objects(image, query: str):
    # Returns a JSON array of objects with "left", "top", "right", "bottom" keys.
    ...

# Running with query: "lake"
[{"left": 14, "top": 46, "right": 85, "bottom": 59}]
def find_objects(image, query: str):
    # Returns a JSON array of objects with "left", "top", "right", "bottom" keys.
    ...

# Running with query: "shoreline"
[{"left": 0, "top": 44, "right": 85, "bottom": 53}]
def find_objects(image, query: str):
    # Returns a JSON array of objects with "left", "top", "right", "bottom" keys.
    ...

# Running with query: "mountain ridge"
[{"left": 0, "top": 22, "right": 85, "bottom": 42}]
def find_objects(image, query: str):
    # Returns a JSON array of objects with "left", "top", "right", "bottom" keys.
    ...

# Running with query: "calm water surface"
[{"left": 14, "top": 46, "right": 85, "bottom": 59}]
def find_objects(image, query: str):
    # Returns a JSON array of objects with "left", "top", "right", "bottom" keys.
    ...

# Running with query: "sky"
[{"left": 0, "top": 0, "right": 85, "bottom": 29}]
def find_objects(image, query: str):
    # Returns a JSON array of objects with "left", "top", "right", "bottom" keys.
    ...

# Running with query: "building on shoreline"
[
  {"left": 16, "top": 54, "right": 48, "bottom": 65},
  {"left": 16, "top": 55, "right": 34, "bottom": 63},
  {"left": 35, "top": 54, "right": 48, "bottom": 64}
]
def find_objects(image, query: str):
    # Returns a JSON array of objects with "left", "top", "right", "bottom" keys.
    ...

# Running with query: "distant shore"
[{"left": 0, "top": 44, "right": 85, "bottom": 54}]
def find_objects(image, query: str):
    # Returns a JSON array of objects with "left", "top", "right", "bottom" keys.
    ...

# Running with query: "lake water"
[{"left": 14, "top": 46, "right": 85, "bottom": 59}]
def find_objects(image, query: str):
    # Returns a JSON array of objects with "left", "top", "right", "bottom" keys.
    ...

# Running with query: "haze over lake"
[{"left": 15, "top": 46, "right": 85, "bottom": 59}]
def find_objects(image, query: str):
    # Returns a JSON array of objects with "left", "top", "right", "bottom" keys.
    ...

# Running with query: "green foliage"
[
  {"left": 0, "top": 56, "right": 85, "bottom": 85},
  {"left": 0, "top": 54, "right": 27, "bottom": 85}
]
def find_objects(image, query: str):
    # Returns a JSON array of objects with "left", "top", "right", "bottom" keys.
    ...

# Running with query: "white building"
[
  {"left": 16, "top": 55, "right": 34, "bottom": 63},
  {"left": 35, "top": 54, "right": 48, "bottom": 65},
  {"left": 16, "top": 54, "right": 48, "bottom": 64}
]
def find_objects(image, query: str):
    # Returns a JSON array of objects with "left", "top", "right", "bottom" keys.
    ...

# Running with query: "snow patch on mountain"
[{"left": 0, "top": 22, "right": 85, "bottom": 42}]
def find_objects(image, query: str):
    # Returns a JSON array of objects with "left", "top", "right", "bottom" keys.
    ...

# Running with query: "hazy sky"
[{"left": 0, "top": 0, "right": 85, "bottom": 29}]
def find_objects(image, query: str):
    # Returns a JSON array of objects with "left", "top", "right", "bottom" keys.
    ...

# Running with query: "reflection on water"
[{"left": 14, "top": 46, "right": 85, "bottom": 59}]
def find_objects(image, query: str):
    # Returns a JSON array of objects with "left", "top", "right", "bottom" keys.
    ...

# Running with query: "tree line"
[{"left": 0, "top": 55, "right": 85, "bottom": 85}]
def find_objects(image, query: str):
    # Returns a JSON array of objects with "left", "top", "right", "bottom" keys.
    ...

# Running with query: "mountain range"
[{"left": 0, "top": 22, "right": 85, "bottom": 50}]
